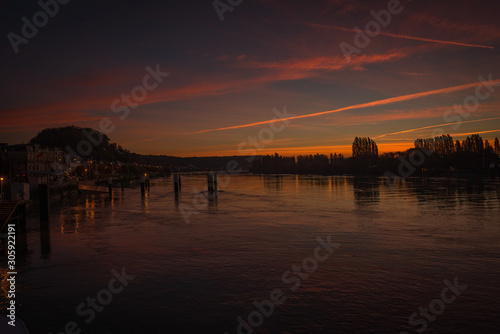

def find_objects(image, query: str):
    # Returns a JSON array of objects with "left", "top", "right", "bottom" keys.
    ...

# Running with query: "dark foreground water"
[{"left": 1, "top": 174, "right": 500, "bottom": 334}]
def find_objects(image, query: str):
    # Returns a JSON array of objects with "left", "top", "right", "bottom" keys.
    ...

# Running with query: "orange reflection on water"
[{"left": 85, "top": 196, "right": 96, "bottom": 221}]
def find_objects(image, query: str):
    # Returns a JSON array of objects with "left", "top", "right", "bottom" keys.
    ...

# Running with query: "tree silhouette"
[
  {"left": 352, "top": 137, "right": 378, "bottom": 158},
  {"left": 462, "top": 134, "right": 484, "bottom": 155},
  {"left": 485, "top": 140, "right": 494, "bottom": 156}
]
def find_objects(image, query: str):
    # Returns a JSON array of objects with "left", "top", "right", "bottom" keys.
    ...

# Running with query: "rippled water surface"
[{"left": 2, "top": 174, "right": 500, "bottom": 333}]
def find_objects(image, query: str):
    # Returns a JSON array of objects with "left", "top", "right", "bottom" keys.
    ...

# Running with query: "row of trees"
[
  {"left": 251, "top": 153, "right": 346, "bottom": 175},
  {"left": 407, "top": 134, "right": 500, "bottom": 173},
  {"left": 251, "top": 135, "right": 500, "bottom": 175},
  {"left": 414, "top": 134, "right": 500, "bottom": 156}
]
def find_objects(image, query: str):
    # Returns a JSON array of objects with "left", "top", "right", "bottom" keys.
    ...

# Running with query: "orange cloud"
[
  {"left": 0, "top": 71, "right": 308, "bottom": 131},
  {"left": 1, "top": 44, "right": 429, "bottom": 133},
  {"left": 396, "top": 72, "right": 433, "bottom": 76},
  {"left": 412, "top": 15, "right": 500, "bottom": 43},
  {"left": 234, "top": 49, "right": 410, "bottom": 71}
]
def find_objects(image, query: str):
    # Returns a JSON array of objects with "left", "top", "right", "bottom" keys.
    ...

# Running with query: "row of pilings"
[{"left": 8, "top": 172, "right": 219, "bottom": 237}]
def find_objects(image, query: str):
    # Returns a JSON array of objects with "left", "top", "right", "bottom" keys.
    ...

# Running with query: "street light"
[{"left": 0, "top": 177, "right": 4, "bottom": 202}]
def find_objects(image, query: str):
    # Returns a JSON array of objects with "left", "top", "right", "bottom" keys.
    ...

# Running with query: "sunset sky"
[{"left": 1, "top": 0, "right": 500, "bottom": 157}]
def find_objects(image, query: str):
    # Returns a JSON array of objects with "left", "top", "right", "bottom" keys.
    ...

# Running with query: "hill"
[{"left": 29, "top": 126, "right": 254, "bottom": 171}]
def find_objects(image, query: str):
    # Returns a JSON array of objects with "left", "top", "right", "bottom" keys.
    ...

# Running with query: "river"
[{"left": 1, "top": 174, "right": 500, "bottom": 333}]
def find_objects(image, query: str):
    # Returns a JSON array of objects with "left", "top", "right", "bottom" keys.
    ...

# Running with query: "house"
[{"left": 6, "top": 144, "right": 65, "bottom": 187}]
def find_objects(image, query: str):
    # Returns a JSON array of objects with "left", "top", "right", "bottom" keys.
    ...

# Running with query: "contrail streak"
[
  {"left": 449, "top": 129, "right": 500, "bottom": 137},
  {"left": 190, "top": 79, "right": 500, "bottom": 134},
  {"left": 327, "top": 25, "right": 495, "bottom": 49},
  {"left": 373, "top": 117, "right": 500, "bottom": 139},
  {"left": 277, "top": 20, "right": 495, "bottom": 49},
  {"left": 380, "top": 31, "right": 494, "bottom": 49}
]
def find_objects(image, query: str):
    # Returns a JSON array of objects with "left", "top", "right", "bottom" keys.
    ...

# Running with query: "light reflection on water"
[{"left": 1, "top": 175, "right": 500, "bottom": 333}]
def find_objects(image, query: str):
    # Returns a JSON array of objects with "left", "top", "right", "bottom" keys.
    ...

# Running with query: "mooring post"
[
  {"left": 140, "top": 175, "right": 145, "bottom": 195},
  {"left": 207, "top": 172, "right": 210, "bottom": 193},
  {"left": 108, "top": 176, "right": 113, "bottom": 197},
  {"left": 174, "top": 173, "right": 179, "bottom": 194},
  {"left": 207, "top": 172, "right": 214, "bottom": 195},
  {"left": 39, "top": 183, "right": 50, "bottom": 227},
  {"left": 76, "top": 177, "right": 81, "bottom": 195}
]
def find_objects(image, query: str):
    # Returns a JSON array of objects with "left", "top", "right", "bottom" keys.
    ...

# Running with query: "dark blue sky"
[{"left": 1, "top": 0, "right": 500, "bottom": 156}]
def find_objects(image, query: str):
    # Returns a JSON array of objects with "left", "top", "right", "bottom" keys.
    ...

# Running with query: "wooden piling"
[
  {"left": 207, "top": 172, "right": 214, "bottom": 194},
  {"left": 108, "top": 177, "right": 113, "bottom": 197},
  {"left": 140, "top": 175, "right": 145, "bottom": 195},
  {"left": 174, "top": 174, "right": 179, "bottom": 194},
  {"left": 213, "top": 173, "right": 218, "bottom": 194}
]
